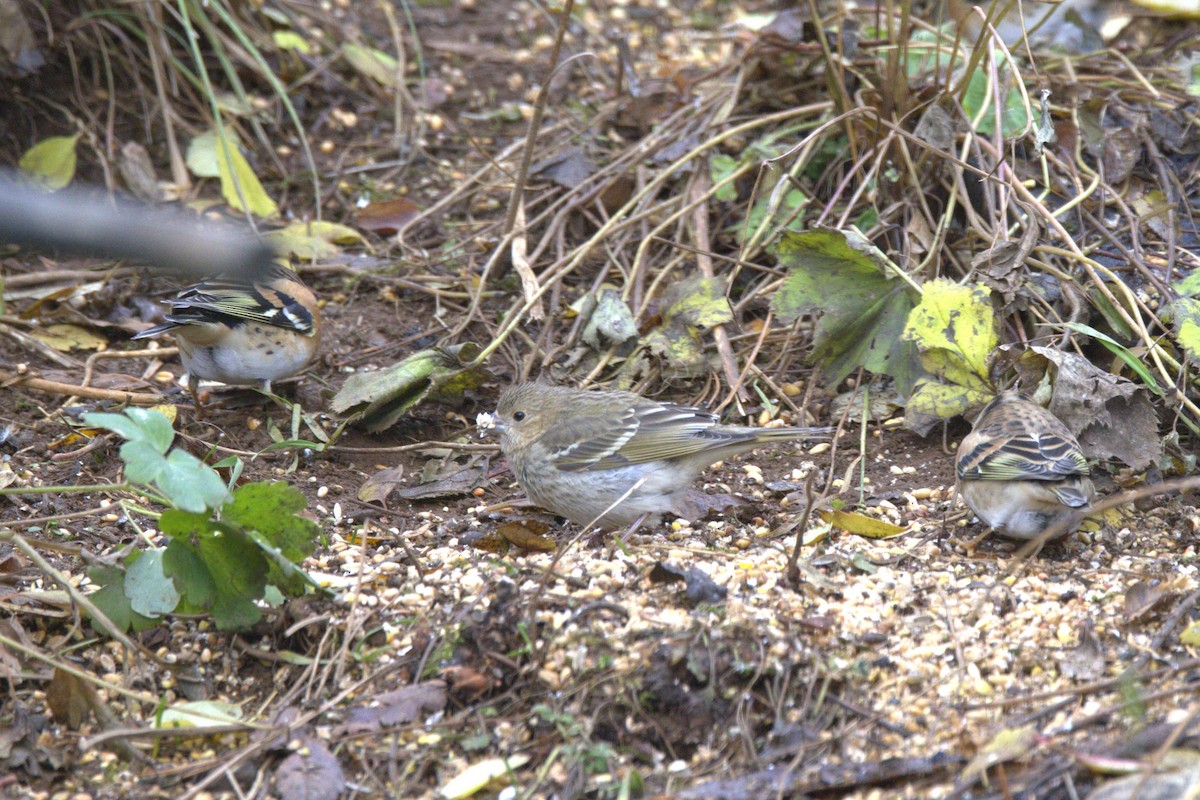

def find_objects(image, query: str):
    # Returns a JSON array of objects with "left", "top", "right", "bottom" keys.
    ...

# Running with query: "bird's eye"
[{"left": 512, "top": 411, "right": 526, "bottom": 422}]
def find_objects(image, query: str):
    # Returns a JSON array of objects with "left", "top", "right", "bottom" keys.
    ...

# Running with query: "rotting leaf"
[
  {"left": 331, "top": 343, "right": 491, "bottom": 432},
  {"left": 497, "top": 519, "right": 555, "bottom": 551},
  {"left": 392, "top": 464, "right": 482, "bottom": 501},
  {"left": 358, "top": 464, "right": 405, "bottom": 504},
  {"left": 580, "top": 287, "right": 638, "bottom": 350},
  {"left": 1057, "top": 621, "right": 1106, "bottom": 681},
  {"left": 914, "top": 104, "right": 954, "bottom": 151},
  {"left": 531, "top": 147, "right": 595, "bottom": 189},
  {"left": 1124, "top": 580, "right": 1171, "bottom": 623},
  {"left": 960, "top": 725, "right": 1037, "bottom": 786},
  {"left": 28, "top": 323, "right": 108, "bottom": 352},
  {"left": 46, "top": 668, "right": 93, "bottom": 729},
  {"left": 276, "top": 736, "right": 345, "bottom": 800},
  {"left": 356, "top": 196, "right": 422, "bottom": 235},
  {"left": 971, "top": 222, "right": 1039, "bottom": 307},
  {"left": 643, "top": 274, "right": 733, "bottom": 370},
  {"left": 771, "top": 229, "right": 920, "bottom": 392},
  {"left": 442, "top": 665, "right": 494, "bottom": 695},
  {"left": 1011, "top": 345, "right": 1161, "bottom": 470},
  {"left": 333, "top": 681, "right": 448, "bottom": 736},
  {"left": 648, "top": 562, "right": 727, "bottom": 604}
]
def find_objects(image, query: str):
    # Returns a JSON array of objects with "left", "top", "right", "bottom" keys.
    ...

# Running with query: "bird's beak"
[{"left": 476, "top": 411, "right": 502, "bottom": 437}]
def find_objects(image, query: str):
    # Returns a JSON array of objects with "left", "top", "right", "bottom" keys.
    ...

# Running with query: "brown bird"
[
  {"left": 132, "top": 263, "right": 321, "bottom": 409},
  {"left": 489, "top": 383, "right": 832, "bottom": 530},
  {"left": 956, "top": 392, "right": 1094, "bottom": 540}
]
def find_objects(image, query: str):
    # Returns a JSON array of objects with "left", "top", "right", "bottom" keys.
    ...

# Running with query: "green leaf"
[
  {"left": 163, "top": 537, "right": 218, "bottom": 610},
  {"left": 84, "top": 408, "right": 178, "bottom": 487},
  {"left": 186, "top": 131, "right": 222, "bottom": 178},
  {"left": 19, "top": 134, "right": 81, "bottom": 190},
  {"left": 343, "top": 43, "right": 399, "bottom": 87},
  {"left": 124, "top": 548, "right": 180, "bottom": 618},
  {"left": 272, "top": 30, "right": 313, "bottom": 55},
  {"left": 224, "top": 482, "right": 319, "bottom": 562},
  {"left": 86, "top": 565, "right": 156, "bottom": 635},
  {"left": 212, "top": 592, "right": 262, "bottom": 630},
  {"left": 770, "top": 229, "right": 920, "bottom": 390},
  {"left": 85, "top": 407, "right": 175, "bottom": 453},
  {"left": 157, "top": 449, "right": 231, "bottom": 513},
  {"left": 738, "top": 186, "right": 807, "bottom": 244},
  {"left": 330, "top": 342, "right": 491, "bottom": 432},
  {"left": 961, "top": 57, "right": 1030, "bottom": 139},
  {"left": 198, "top": 529, "right": 268, "bottom": 602},
  {"left": 709, "top": 154, "right": 739, "bottom": 202},
  {"left": 213, "top": 129, "right": 278, "bottom": 218},
  {"left": 158, "top": 700, "right": 244, "bottom": 729}
]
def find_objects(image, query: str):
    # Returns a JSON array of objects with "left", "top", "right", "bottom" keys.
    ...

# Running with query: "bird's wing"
[
  {"left": 958, "top": 426, "right": 1089, "bottom": 481},
  {"left": 550, "top": 401, "right": 724, "bottom": 471},
  {"left": 140, "top": 265, "right": 316, "bottom": 335}
]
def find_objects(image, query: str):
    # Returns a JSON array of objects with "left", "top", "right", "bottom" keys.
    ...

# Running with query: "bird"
[
  {"left": 955, "top": 392, "right": 1095, "bottom": 541},
  {"left": 131, "top": 262, "right": 321, "bottom": 411},
  {"left": 488, "top": 383, "right": 833, "bottom": 530}
]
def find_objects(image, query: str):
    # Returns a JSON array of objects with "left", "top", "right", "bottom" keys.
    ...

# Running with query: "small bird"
[
  {"left": 489, "top": 383, "right": 832, "bottom": 530},
  {"left": 956, "top": 392, "right": 1095, "bottom": 540},
  {"left": 132, "top": 263, "right": 321, "bottom": 409}
]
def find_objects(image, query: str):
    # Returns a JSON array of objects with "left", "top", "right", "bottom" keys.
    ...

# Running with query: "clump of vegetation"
[{"left": 83, "top": 408, "right": 321, "bottom": 632}]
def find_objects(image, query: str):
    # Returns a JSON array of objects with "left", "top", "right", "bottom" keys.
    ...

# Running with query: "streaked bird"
[
  {"left": 956, "top": 392, "right": 1094, "bottom": 540},
  {"left": 488, "top": 383, "right": 832, "bottom": 530}
]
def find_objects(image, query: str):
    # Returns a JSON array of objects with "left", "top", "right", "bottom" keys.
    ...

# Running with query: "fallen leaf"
[{"left": 355, "top": 197, "right": 422, "bottom": 235}]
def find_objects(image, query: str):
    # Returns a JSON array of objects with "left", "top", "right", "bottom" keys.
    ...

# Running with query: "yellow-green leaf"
[
  {"left": 343, "top": 43, "right": 399, "bottom": 87},
  {"left": 644, "top": 275, "right": 734, "bottom": 370},
  {"left": 19, "top": 134, "right": 81, "bottom": 190},
  {"left": 186, "top": 131, "right": 222, "bottom": 178},
  {"left": 902, "top": 279, "right": 996, "bottom": 384},
  {"left": 439, "top": 755, "right": 529, "bottom": 800},
  {"left": 1169, "top": 298, "right": 1200, "bottom": 360},
  {"left": 265, "top": 220, "right": 366, "bottom": 259},
  {"left": 272, "top": 30, "right": 313, "bottom": 54},
  {"left": 30, "top": 323, "right": 107, "bottom": 352},
  {"left": 213, "top": 130, "right": 277, "bottom": 218},
  {"left": 1182, "top": 620, "right": 1200, "bottom": 647},
  {"left": 157, "top": 700, "right": 244, "bottom": 729},
  {"left": 818, "top": 509, "right": 909, "bottom": 539},
  {"left": 906, "top": 378, "right": 986, "bottom": 420}
]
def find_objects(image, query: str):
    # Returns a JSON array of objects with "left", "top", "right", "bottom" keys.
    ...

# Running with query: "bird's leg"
[
  {"left": 187, "top": 374, "right": 205, "bottom": 420},
  {"left": 963, "top": 527, "right": 993, "bottom": 557},
  {"left": 617, "top": 514, "right": 648, "bottom": 544}
]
